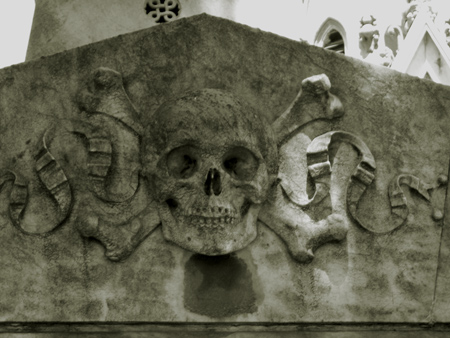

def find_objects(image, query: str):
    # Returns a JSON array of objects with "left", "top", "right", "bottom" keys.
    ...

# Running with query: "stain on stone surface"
[{"left": 184, "top": 253, "right": 257, "bottom": 318}]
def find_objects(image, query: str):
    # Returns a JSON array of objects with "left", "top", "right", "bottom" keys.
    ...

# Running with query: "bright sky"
[{"left": 0, "top": 1, "right": 35, "bottom": 69}]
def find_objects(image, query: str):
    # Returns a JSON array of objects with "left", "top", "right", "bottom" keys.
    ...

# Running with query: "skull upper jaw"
[{"left": 158, "top": 202, "right": 262, "bottom": 255}]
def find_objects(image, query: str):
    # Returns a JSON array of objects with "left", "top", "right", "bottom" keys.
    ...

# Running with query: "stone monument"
[{"left": 1, "top": 13, "right": 450, "bottom": 337}]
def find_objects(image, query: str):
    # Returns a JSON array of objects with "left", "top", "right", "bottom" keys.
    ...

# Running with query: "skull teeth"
[
  {"left": 189, "top": 215, "right": 235, "bottom": 229},
  {"left": 186, "top": 206, "right": 237, "bottom": 218},
  {"left": 180, "top": 205, "right": 239, "bottom": 228}
]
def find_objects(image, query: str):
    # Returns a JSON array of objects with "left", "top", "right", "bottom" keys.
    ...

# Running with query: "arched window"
[
  {"left": 315, "top": 18, "right": 347, "bottom": 55},
  {"left": 323, "top": 30, "right": 345, "bottom": 53}
]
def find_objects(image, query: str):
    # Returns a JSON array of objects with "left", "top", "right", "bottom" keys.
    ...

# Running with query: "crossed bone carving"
[{"left": 0, "top": 68, "right": 444, "bottom": 262}]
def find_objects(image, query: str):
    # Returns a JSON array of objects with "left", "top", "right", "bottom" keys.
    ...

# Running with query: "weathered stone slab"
[{"left": 1, "top": 14, "right": 450, "bottom": 325}]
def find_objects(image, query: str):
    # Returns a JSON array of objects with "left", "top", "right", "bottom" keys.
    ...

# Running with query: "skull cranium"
[{"left": 142, "top": 89, "right": 277, "bottom": 255}]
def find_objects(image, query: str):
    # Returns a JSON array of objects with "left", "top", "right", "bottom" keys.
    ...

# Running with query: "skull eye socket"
[
  {"left": 223, "top": 147, "right": 259, "bottom": 181},
  {"left": 167, "top": 146, "right": 198, "bottom": 179}
]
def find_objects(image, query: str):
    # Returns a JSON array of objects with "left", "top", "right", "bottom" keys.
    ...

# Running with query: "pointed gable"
[{"left": 392, "top": 9, "right": 450, "bottom": 85}]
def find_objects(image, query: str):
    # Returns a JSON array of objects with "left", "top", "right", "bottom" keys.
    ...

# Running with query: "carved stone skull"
[{"left": 142, "top": 89, "right": 278, "bottom": 255}]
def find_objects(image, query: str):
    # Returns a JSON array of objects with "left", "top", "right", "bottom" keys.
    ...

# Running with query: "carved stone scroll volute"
[
  {"left": 259, "top": 75, "right": 350, "bottom": 263},
  {"left": 353, "top": 173, "right": 448, "bottom": 234},
  {"left": 73, "top": 68, "right": 160, "bottom": 261},
  {"left": 0, "top": 127, "right": 72, "bottom": 234},
  {"left": 0, "top": 67, "right": 161, "bottom": 260},
  {"left": 77, "top": 67, "right": 142, "bottom": 203}
]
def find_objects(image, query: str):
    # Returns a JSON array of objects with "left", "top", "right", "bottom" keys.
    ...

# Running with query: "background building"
[
  {"left": 23, "top": 0, "right": 450, "bottom": 85},
  {"left": 302, "top": 0, "right": 450, "bottom": 85}
]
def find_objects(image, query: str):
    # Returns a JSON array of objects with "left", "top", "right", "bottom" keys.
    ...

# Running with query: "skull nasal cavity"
[{"left": 204, "top": 169, "right": 222, "bottom": 196}]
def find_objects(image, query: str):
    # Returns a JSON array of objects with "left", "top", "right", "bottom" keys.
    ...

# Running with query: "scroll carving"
[
  {"left": 74, "top": 68, "right": 159, "bottom": 260},
  {"left": 353, "top": 173, "right": 447, "bottom": 234},
  {"left": 77, "top": 67, "right": 142, "bottom": 203},
  {"left": 390, "top": 174, "right": 446, "bottom": 221},
  {"left": 2, "top": 68, "right": 160, "bottom": 260},
  {"left": 0, "top": 127, "right": 72, "bottom": 234},
  {"left": 259, "top": 131, "right": 373, "bottom": 263},
  {"left": 259, "top": 77, "right": 349, "bottom": 263}
]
